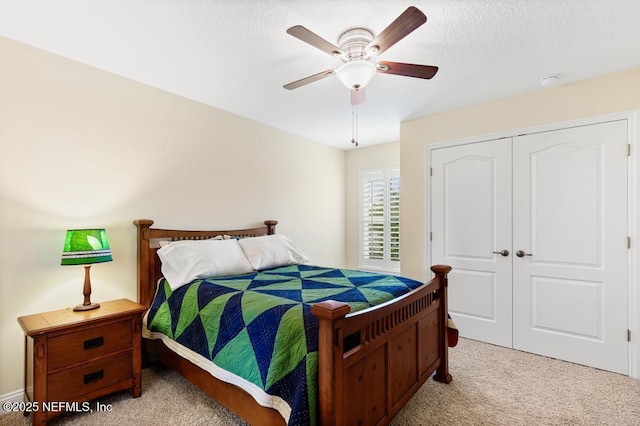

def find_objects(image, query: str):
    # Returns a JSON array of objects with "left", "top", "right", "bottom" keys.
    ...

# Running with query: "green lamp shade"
[{"left": 61, "top": 229, "right": 113, "bottom": 265}]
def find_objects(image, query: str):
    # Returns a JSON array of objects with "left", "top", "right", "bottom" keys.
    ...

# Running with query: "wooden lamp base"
[
  {"left": 73, "top": 302, "right": 100, "bottom": 311},
  {"left": 73, "top": 265, "right": 100, "bottom": 312}
]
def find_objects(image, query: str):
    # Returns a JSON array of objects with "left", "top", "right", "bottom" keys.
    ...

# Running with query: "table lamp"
[{"left": 61, "top": 228, "right": 112, "bottom": 311}]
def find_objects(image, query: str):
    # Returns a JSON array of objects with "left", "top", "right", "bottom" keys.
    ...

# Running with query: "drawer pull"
[
  {"left": 83, "top": 336, "right": 104, "bottom": 350},
  {"left": 83, "top": 369, "right": 104, "bottom": 384}
]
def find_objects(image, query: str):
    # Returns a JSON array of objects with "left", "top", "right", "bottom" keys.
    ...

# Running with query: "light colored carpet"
[{"left": 2, "top": 338, "right": 639, "bottom": 425}]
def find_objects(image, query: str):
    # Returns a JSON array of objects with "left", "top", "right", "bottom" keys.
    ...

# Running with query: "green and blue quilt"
[{"left": 146, "top": 264, "right": 424, "bottom": 425}]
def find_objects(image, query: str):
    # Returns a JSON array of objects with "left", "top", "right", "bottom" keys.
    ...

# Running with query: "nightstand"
[{"left": 17, "top": 299, "right": 147, "bottom": 425}]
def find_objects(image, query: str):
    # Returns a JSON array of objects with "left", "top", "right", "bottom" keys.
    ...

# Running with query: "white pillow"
[
  {"left": 157, "top": 239, "right": 253, "bottom": 290},
  {"left": 238, "top": 234, "right": 309, "bottom": 271}
]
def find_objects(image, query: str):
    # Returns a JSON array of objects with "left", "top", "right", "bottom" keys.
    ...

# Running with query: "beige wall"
[
  {"left": 400, "top": 67, "right": 640, "bottom": 281},
  {"left": 0, "top": 37, "right": 346, "bottom": 396},
  {"left": 345, "top": 142, "right": 399, "bottom": 269}
]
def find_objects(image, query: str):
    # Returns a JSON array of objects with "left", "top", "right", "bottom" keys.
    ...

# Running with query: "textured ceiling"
[{"left": 2, "top": 0, "right": 640, "bottom": 149}]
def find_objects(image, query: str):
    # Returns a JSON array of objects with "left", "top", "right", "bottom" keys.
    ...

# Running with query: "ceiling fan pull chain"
[
  {"left": 355, "top": 104, "right": 359, "bottom": 146},
  {"left": 351, "top": 104, "right": 359, "bottom": 147},
  {"left": 351, "top": 105, "right": 356, "bottom": 145}
]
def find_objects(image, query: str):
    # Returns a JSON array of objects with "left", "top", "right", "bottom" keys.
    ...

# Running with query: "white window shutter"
[
  {"left": 389, "top": 173, "right": 400, "bottom": 265},
  {"left": 359, "top": 169, "right": 400, "bottom": 273}
]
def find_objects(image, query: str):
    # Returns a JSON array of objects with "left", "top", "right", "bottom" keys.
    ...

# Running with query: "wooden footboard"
[
  {"left": 134, "top": 219, "right": 451, "bottom": 426},
  {"left": 311, "top": 265, "right": 451, "bottom": 426}
]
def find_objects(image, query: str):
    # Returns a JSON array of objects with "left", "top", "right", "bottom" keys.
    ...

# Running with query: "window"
[{"left": 359, "top": 168, "right": 400, "bottom": 273}]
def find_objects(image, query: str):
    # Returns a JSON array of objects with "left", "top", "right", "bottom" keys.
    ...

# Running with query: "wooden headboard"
[{"left": 133, "top": 219, "right": 278, "bottom": 308}]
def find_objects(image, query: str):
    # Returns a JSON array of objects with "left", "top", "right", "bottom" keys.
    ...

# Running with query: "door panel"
[
  {"left": 512, "top": 121, "right": 628, "bottom": 374},
  {"left": 448, "top": 270, "right": 497, "bottom": 320},
  {"left": 528, "top": 143, "right": 602, "bottom": 266},
  {"left": 529, "top": 276, "right": 603, "bottom": 339},
  {"left": 431, "top": 139, "right": 513, "bottom": 347}
]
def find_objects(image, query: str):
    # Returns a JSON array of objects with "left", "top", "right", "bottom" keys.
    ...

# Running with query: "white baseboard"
[{"left": 0, "top": 389, "right": 23, "bottom": 416}]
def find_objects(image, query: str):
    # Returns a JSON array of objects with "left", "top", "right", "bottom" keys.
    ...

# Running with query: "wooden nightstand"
[{"left": 17, "top": 299, "right": 147, "bottom": 425}]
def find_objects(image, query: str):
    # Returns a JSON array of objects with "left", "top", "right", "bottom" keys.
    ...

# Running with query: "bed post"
[
  {"left": 310, "top": 300, "right": 351, "bottom": 426},
  {"left": 265, "top": 220, "right": 278, "bottom": 235},
  {"left": 431, "top": 264, "right": 453, "bottom": 384},
  {"left": 133, "top": 219, "right": 154, "bottom": 308}
]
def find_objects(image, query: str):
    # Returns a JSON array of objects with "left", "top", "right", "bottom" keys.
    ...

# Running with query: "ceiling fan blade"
[
  {"left": 367, "top": 6, "right": 427, "bottom": 55},
  {"left": 351, "top": 88, "right": 366, "bottom": 106},
  {"left": 287, "top": 25, "right": 345, "bottom": 57},
  {"left": 377, "top": 61, "right": 438, "bottom": 79},
  {"left": 283, "top": 69, "right": 335, "bottom": 90}
]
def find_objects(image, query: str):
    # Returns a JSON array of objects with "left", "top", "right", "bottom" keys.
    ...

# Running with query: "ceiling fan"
[{"left": 283, "top": 6, "right": 438, "bottom": 106}]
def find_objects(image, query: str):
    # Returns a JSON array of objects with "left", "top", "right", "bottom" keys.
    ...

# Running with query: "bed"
[{"left": 134, "top": 219, "right": 453, "bottom": 425}]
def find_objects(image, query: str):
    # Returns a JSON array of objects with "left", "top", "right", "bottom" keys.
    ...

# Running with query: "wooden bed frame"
[{"left": 134, "top": 219, "right": 452, "bottom": 425}]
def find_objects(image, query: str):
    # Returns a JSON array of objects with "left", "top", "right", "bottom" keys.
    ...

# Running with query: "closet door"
[
  {"left": 512, "top": 120, "right": 629, "bottom": 374},
  {"left": 431, "top": 139, "right": 513, "bottom": 347}
]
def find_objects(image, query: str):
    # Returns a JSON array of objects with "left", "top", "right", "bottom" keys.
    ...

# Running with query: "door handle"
[
  {"left": 516, "top": 250, "right": 533, "bottom": 257},
  {"left": 492, "top": 249, "right": 509, "bottom": 257}
]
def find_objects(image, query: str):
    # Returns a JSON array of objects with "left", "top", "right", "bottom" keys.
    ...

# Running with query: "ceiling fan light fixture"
[{"left": 336, "top": 60, "right": 377, "bottom": 90}]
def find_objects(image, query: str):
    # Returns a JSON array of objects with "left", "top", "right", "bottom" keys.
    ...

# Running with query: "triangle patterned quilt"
[{"left": 146, "top": 264, "right": 425, "bottom": 425}]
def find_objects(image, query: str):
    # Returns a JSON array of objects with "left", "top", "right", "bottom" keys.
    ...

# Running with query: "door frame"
[{"left": 425, "top": 109, "right": 639, "bottom": 378}]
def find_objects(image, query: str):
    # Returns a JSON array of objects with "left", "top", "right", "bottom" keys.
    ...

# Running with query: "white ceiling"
[{"left": 2, "top": 0, "right": 640, "bottom": 149}]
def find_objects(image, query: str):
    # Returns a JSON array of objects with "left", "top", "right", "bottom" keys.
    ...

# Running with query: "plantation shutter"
[
  {"left": 359, "top": 168, "right": 400, "bottom": 273},
  {"left": 389, "top": 174, "right": 400, "bottom": 263}
]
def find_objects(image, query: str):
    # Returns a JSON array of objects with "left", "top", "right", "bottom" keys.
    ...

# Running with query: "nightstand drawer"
[
  {"left": 48, "top": 350, "right": 133, "bottom": 401},
  {"left": 48, "top": 319, "right": 132, "bottom": 370}
]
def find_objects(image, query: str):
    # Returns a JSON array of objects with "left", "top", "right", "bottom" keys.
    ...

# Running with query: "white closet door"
[
  {"left": 512, "top": 120, "right": 629, "bottom": 374},
  {"left": 431, "top": 139, "right": 513, "bottom": 347}
]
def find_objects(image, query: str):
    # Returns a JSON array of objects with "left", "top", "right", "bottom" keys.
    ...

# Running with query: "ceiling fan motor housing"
[{"left": 337, "top": 28, "right": 375, "bottom": 61}]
